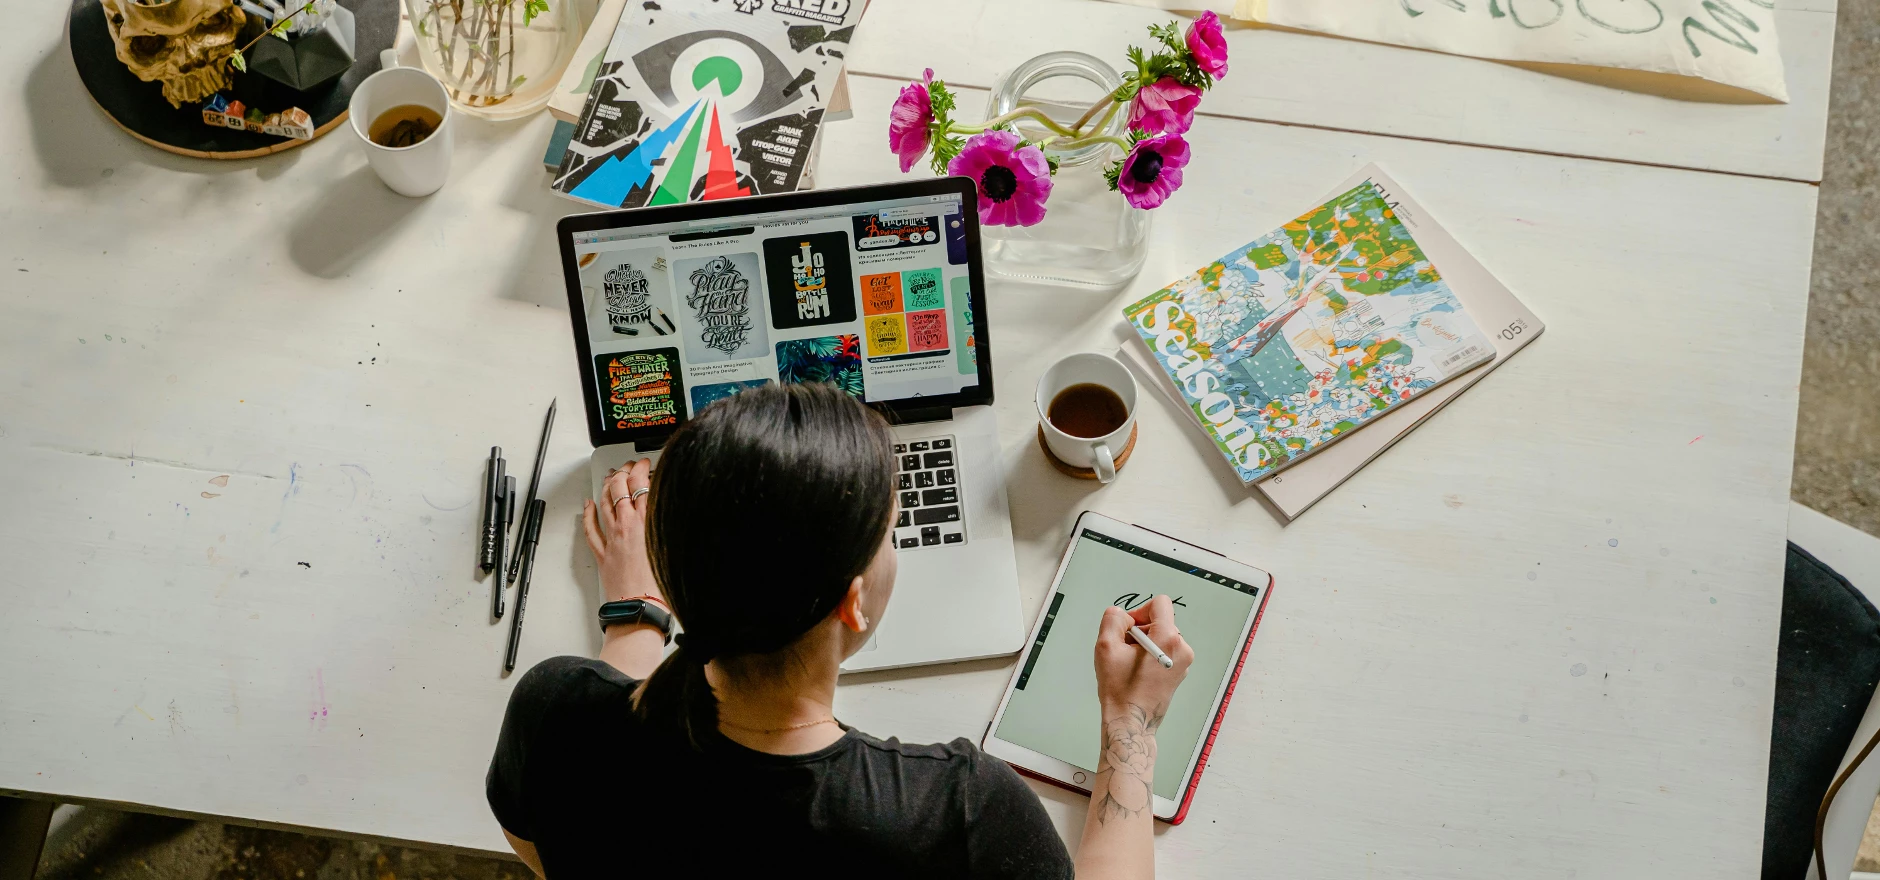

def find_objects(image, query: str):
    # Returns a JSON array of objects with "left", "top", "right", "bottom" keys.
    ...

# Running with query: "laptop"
[{"left": 554, "top": 178, "right": 1025, "bottom": 673}]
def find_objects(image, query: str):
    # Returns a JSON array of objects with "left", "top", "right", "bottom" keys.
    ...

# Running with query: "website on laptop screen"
[{"left": 568, "top": 192, "right": 980, "bottom": 445}]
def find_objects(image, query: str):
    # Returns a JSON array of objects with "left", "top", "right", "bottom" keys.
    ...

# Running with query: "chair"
[{"left": 1785, "top": 503, "right": 1880, "bottom": 880}]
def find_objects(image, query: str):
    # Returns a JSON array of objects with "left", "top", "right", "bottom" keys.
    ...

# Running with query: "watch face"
[
  {"left": 600, "top": 599, "right": 644, "bottom": 625},
  {"left": 600, "top": 599, "right": 671, "bottom": 639}
]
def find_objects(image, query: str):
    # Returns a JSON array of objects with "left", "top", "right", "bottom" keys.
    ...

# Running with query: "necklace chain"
[{"left": 719, "top": 716, "right": 840, "bottom": 735}]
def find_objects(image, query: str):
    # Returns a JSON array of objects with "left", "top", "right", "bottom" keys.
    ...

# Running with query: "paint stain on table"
[
  {"left": 271, "top": 464, "right": 301, "bottom": 533},
  {"left": 311, "top": 669, "right": 330, "bottom": 730}
]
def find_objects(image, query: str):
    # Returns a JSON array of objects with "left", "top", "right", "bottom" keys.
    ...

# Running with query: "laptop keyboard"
[{"left": 892, "top": 435, "right": 966, "bottom": 551}]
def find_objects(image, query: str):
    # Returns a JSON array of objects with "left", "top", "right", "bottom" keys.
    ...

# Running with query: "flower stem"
[
  {"left": 1088, "top": 99, "right": 1121, "bottom": 138},
  {"left": 1069, "top": 94, "right": 1117, "bottom": 135},
  {"left": 949, "top": 106, "right": 1084, "bottom": 139},
  {"left": 1037, "top": 133, "right": 1132, "bottom": 153}
]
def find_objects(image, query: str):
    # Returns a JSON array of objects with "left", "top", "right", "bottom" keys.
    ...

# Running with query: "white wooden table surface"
[
  {"left": 0, "top": 1, "right": 1831, "bottom": 875},
  {"left": 851, "top": 0, "right": 1839, "bottom": 183}
]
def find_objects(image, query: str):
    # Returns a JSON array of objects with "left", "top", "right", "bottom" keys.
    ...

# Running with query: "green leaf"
[
  {"left": 1103, "top": 159, "right": 1123, "bottom": 191},
  {"left": 524, "top": 0, "right": 549, "bottom": 25},
  {"left": 230, "top": 49, "right": 246, "bottom": 72},
  {"left": 928, "top": 133, "right": 965, "bottom": 177},
  {"left": 922, "top": 79, "right": 965, "bottom": 175},
  {"left": 929, "top": 79, "right": 958, "bottom": 120}
]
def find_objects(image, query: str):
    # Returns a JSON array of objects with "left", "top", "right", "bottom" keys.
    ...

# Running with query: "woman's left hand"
[{"left": 583, "top": 459, "right": 662, "bottom": 605}]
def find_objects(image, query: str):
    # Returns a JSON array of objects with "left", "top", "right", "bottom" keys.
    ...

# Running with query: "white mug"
[
  {"left": 349, "top": 61, "right": 453, "bottom": 197},
  {"left": 1036, "top": 352, "right": 1138, "bottom": 483}
]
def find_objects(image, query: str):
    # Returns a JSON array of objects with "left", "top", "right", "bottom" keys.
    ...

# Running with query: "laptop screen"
[{"left": 560, "top": 180, "right": 989, "bottom": 449}]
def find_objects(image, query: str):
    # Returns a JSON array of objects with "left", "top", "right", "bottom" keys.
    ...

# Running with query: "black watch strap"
[{"left": 598, "top": 599, "right": 673, "bottom": 643}]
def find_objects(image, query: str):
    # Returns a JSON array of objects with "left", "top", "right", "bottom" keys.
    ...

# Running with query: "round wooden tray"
[
  {"left": 1038, "top": 423, "right": 1139, "bottom": 480},
  {"left": 67, "top": 0, "right": 397, "bottom": 159}
]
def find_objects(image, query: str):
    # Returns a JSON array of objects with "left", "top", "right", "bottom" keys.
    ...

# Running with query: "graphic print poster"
[
  {"left": 690, "top": 378, "right": 770, "bottom": 414},
  {"left": 675, "top": 252, "right": 769, "bottom": 363},
  {"left": 551, "top": 0, "right": 863, "bottom": 208},
  {"left": 1123, "top": 178, "right": 1494, "bottom": 484},
  {"left": 762, "top": 232, "right": 856, "bottom": 330},
  {"left": 596, "top": 348, "right": 687, "bottom": 435},
  {"left": 580, "top": 247, "right": 679, "bottom": 342},
  {"left": 776, "top": 334, "right": 864, "bottom": 399}
]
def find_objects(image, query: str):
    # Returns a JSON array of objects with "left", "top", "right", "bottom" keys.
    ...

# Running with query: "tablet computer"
[{"left": 982, "top": 511, "right": 1272, "bottom": 824}]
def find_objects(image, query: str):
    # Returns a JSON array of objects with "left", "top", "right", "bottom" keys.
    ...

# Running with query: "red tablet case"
[{"left": 996, "top": 577, "right": 1274, "bottom": 826}]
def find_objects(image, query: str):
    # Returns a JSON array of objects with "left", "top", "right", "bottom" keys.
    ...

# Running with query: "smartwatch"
[{"left": 598, "top": 598, "right": 673, "bottom": 643}]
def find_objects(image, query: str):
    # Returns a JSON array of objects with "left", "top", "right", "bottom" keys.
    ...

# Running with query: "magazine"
[
  {"left": 551, "top": 0, "right": 861, "bottom": 208},
  {"left": 1123, "top": 171, "right": 1496, "bottom": 484}
]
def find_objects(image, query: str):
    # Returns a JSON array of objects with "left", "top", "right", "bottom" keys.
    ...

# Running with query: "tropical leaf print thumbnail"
[{"left": 776, "top": 334, "right": 864, "bottom": 398}]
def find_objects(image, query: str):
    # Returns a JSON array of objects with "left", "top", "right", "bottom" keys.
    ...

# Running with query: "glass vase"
[
  {"left": 404, "top": 0, "right": 579, "bottom": 120},
  {"left": 982, "top": 51, "right": 1151, "bottom": 291}
]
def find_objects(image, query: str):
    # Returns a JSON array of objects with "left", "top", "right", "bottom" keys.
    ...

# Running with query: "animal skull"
[{"left": 101, "top": 0, "right": 246, "bottom": 108}]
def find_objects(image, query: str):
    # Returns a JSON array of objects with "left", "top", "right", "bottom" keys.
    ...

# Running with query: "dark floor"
[
  {"left": 27, "top": 1, "right": 1880, "bottom": 876},
  {"left": 32, "top": 809, "right": 525, "bottom": 880}
]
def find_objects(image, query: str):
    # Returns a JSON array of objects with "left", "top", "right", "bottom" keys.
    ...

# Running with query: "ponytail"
[
  {"left": 632, "top": 642, "right": 719, "bottom": 750},
  {"left": 630, "top": 383, "right": 895, "bottom": 748}
]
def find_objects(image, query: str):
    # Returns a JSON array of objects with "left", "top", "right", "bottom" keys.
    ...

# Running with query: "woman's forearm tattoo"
[{"left": 1093, "top": 703, "right": 1163, "bottom": 825}]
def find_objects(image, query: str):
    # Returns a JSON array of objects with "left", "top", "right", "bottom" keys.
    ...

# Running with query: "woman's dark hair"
[{"left": 633, "top": 381, "right": 896, "bottom": 747}]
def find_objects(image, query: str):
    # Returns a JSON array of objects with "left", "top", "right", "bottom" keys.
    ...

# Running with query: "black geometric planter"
[{"left": 248, "top": 4, "right": 356, "bottom": 92}]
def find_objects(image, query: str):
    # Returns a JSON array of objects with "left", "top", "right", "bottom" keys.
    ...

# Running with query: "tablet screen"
[{"left": 994, "top": 529, "right": 1264, "bottom": 800}]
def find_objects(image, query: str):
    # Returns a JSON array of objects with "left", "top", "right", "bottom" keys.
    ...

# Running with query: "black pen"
[
  {"left": 505, "top": 498, "right": 547, "bottom": 673},
  {"left": 508, "top": 399, "right": 557, "bottom": 586},
  {"left": 479, "top": 447, "right": 503, "bottom": 572},
  {"left": 494, "top": 474, "right": 515, "bottom": 617}
]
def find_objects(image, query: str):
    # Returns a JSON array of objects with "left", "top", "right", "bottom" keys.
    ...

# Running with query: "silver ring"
[
  {"left": 631, "top": 487, "right": 651, "bottom": 500},
  {"left": 611, "top": 495, "right": 632, "bottom": 510}
]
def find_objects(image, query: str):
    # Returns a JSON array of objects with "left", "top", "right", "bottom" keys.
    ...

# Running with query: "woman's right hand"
[
  {"left": 1076, "top": 595, "right": 1195, "bottom": 878},
  {"left": 1092, "top": 595, "right": 1193, "bottom": 719}
]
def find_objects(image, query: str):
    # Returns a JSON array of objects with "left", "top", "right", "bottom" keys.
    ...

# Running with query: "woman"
[{"left": 488, "top": 383, "right": 1193, "bottom": 878}]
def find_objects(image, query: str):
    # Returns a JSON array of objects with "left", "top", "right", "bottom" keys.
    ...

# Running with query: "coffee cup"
[
  {"left": 1036, "top": 353, "right": 1138, "bottom": 483},
  {"left": 349, "top": 61, "right": 453, "bottom": 197}
]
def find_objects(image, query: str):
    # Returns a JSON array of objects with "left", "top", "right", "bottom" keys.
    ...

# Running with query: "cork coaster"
[{"left": 1038, "top": 423, "right": 1139, "bottom": 480}]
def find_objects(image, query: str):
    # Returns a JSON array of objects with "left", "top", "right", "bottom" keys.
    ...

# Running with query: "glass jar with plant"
[
  {"left": 887, "top": 13, "right": 1229, "bottom": 290},
  {"left": 404, "top": 0, "right": 578, "bottom": 120}
]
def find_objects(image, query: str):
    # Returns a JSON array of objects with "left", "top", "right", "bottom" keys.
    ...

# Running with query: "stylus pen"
[
  {"left": 1128, "top": 625, "right": 1174, "bottom": 669},
  {"left": 479, "top": 447, "right": 503, "bottom": 572},
  {"left": 504, "top": 498, "right": 547, "bottom": 673},
  {"left": 507, "top": 399, "right": 557, "bottom": 586}
]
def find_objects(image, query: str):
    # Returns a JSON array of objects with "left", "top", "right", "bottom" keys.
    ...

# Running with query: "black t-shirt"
[{"left": 487, "top": 656, "right": 1074, "bottom": 878}]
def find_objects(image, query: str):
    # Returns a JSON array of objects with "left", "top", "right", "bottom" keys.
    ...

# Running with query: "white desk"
[
  {"left": 852, "top": 0, "right": 1839, "bottom": 182},
  {"left": 0, "top": 0, "right": 1830, "bottom": 874}
]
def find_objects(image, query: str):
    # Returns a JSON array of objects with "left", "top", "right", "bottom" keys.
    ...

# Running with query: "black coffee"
[{"left": 1048, "top": 383, "right": 1128, "bottom": 439}]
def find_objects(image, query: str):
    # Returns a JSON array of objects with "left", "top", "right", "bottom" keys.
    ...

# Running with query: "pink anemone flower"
[
  {"left": 1128, "top": 77, "right": 1201, "bottom": 136},
  {"left": 1186, "top": 11, "right": 1229, "bottom": 80},
  {"left": 1115, "top": 133, "right": 1191, "bottom": 210},
  {"left": 948, "top": 130, "right": 1052, "bottom": 227},
  {"left": 888, "top": 69, "right": 936, "bottom": 173}
]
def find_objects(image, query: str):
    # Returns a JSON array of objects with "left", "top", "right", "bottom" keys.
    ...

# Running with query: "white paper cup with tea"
[{"left": 349, "top": 65, "right": 452, "bottom": 197}]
